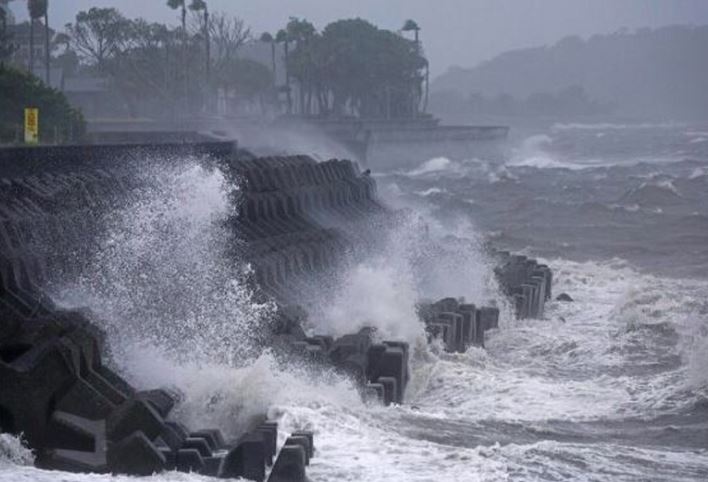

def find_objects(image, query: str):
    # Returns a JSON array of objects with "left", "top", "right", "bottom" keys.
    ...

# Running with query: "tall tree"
[
  {"left": 209, "top": 12, "right": 250, "bottom": 65},
  {"left": 403, "top": 19, "right": 427, "bottom": 113},
  {"left": 260, "top": 32, "right": 275, "bottom": 83},
  {"left": 260, "top": 32, "right": 277, "bottom": 112},
  {"left": 276, "top": 29, "right": 291, "bottom": 114},
  {"left": 52, "top": 32, "right": 79, "bottom": 76},
  {"left": 402, "top": 19, "right": 420, "bottom": 46},
  {"left": 188, "top": 0, "right": 209, "bottom": 84},
  {"left": 214, "top": 56, "right": 272, "bottom": 114},
  {"left": 110, "top": 19, "right": 181, "bottom": 116},
  {"left": 44, "top": 0, "right": 50, "bottom": 84},
  {"left": 166, "top": 0, "right": 186, "bottom": 34},
  {"left": 287, "top": 18, "right": 426, "bottom": 118},
  {"left": 167, "top": 0, "right": 188, "bottom": 113},
  {"left": 285, "top": 17, "right": 315, "bottom": 114},
  {"left": 65, "top": 8, "right": 127, "bottom": 73}
]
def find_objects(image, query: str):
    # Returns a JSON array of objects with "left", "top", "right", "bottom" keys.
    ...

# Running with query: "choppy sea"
[{"left": 2, "top": 121, "right": 707, "bottom": 481}]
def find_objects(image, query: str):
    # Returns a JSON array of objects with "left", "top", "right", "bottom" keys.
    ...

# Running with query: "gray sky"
[{"left": 10, "top": 0, "right": 708, "bottom": 76}]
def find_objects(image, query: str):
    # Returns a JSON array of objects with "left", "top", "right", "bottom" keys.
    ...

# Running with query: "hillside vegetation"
[{"left": 432, "top": 25, "right": 708, "bottom": 120}]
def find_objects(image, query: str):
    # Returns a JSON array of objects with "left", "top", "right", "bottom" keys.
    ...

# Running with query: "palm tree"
[
  {"left": 189, "top": 0, "right": 209, "bottom": 84},
  {"left": 260, "top": 32, "right": 276, "bottom": 87},
  {"left": 285, "top": 18, "right": 316, "bottom": 115},
  {"left": 43, "top": 0, "right": 50, "bottom": 84},
  {"left": 27, "top": 0, "right": 47, "bottom": 75},
  {"left": 402, "top": 19, "right": 427, "bottom": 114},
  {"left": 276, "top": 29, "right": 291, "bottom": 114},
  {"left": 402, "top": 19, "right": 420, "bottom": 46},
  {"left": 167, "top": 0, "right": 188, "bottom": 114},
  {"left": 260, "top": 32, "right": 277, "bottom": 113},
  {"left": 167, "top": 0, "right": 187, "bottom": 34}
]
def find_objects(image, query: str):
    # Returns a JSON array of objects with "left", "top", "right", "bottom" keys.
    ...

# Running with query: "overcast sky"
[{"left": 9, "top": 0, "right": 708, "bottom": 76}]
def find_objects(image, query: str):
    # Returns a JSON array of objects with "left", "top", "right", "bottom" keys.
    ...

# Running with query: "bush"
[{"left": 0, "top": 65, "right": 85, "bottom": 144}]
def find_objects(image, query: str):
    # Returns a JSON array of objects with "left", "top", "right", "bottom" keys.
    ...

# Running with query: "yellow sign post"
[{"left": 24, "top": 108, "right": 39, "bottom": 144}]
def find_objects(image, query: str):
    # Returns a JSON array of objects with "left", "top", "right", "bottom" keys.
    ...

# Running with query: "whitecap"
[
  {"left": 406, "top": 156, "right": 455, "bottom": 176},
  {"left": 414, "top": 187, "right": 446, "bottom": 196}
]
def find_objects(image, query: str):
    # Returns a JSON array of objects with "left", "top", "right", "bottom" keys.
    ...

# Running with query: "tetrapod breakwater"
[{"left": 0, "top": 142, "right": 552, "bottom": 480}]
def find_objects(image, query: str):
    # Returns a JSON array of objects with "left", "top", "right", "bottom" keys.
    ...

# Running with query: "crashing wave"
[
  {"left": 406, "top": 157, "right": 456, "bottom": 176},
  {"left": 0, "top": 434, "right": 34, "bottom": 468},
  {"left": 414, "top": 187, "right": 447, "bottom": 196}
]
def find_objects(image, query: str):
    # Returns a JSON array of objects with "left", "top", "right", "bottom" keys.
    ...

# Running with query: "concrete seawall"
[{"left": 0, "top": 142, "right": 552, "bottom": 480}]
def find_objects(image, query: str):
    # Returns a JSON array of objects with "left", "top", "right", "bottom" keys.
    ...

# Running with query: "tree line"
[
  {"left": 56, "top": 5, "right": 429, "bottom": 119},
  {"left": 1, "top": 1, "right": 430, "bottom": 121},
  {"left": 54, "top": 2, "right": 271, "bottom": 118},
  {"left": 0, "top": 65, "right": 85, "bottom": 143},
  {"left": 263, "top": 17, "right": 427, "bottom": 118}
]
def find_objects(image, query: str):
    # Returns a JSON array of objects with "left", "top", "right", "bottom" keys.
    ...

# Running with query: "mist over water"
[
  {"left": 362, "top": 122, "right": 708, "bottom": 480},
  {"left": 308, "top": 210, "right": 494, "bottom": 346}
]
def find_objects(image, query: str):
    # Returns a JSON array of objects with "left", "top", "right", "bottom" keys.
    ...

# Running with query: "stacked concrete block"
[
  {"left": 417, "top": 250, "right": 554, "bottom": 353},
  {"left": 418, "top": 253, "right": 555, "bottom": 352},
  {"left": 492, "top": 250, "right": 552, "bottom": 319},
  {"left": 271, "top": 315, "right": 409, "bottom": 407},
  {"left": 419, "top": 298, "right": 500, "bottom": 351},
  {"left": 0, "top": 144, "right": 338, "bottom": 479},
  {"left": 230, "top": 155, "right": 385, "bottom": 303},
  {"left": 1, "top": 142, "right": 553, "bottom": 478},
  {"left": 0, "top": 297, "right": 278, "bottom": 477},
  {"left": 0, "top": 292, "right": 316, "bottom": 480},
  {"left": 0, "top": 145, "right": 385, "bottom": 311}
]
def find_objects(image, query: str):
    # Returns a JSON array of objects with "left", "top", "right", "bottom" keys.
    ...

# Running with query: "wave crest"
[{"left": 0, "top": 434, "right": 33, "bottom": 468}]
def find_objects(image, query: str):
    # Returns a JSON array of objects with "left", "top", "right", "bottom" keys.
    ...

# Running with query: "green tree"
[
  {"left": 61, "top": 6, "right": 257, "bottom": 118},
  {"left": 215, "top": 57, "right": 273, "bottom": 114},
  {"left": 402, "top": 19, "right": 427, "bottom": 112},
  {"left": 0, "top": 65, "right": 85, "bottom": 144},
  {"left": 65, "top": 8, "right": 128, "bottom": 73},
  {"left": 209, "top": 12, "right": 250, "bottom": 63},
  {"left": 52, "top": 31, "right": 78, "bottom": 76},
  {"left": 166, "top": 0, "right": 186, "bottom": 34},
  {"left": 287, "top": 18, "right": 426, "bottom": 118},
  {"left": 108, "top": 19, "right": 184, "bottom": 117},
  {"left": 188, "top": 0, "right": 209, "bottom": 84},
  {"left": 260, "top": 32, "right": 276, "bottom": 85},
  {"left": 402, "top": 19, "right": 420, "bottom": 45},
  {"left": 285, "top": 17, "right": 316, "bottom": 114},
  {"left": 167, "top": 0, "right": 188, "bottom": 113},
  {"left": 275, "top": 28, "right": 291, "bottom": 113}
]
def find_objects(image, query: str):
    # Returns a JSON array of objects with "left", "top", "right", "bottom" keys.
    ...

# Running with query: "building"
[
  {"left": 63, "top": 76, "right": 122, "bottom": 118},
  {"left": 8, "top": 21, "right": 55, "bottom": 73}
]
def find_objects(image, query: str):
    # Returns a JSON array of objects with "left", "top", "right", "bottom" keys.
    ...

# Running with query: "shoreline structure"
[{"left": 0, "top": 141, "right": 551, "bottom": 480}]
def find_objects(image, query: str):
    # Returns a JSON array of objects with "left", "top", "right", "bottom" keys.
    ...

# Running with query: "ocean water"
[{"left": 2, "top": 122, "right": 708, "bottom": 481}]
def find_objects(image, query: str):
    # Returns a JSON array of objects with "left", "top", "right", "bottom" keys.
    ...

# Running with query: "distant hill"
[{"left": 431, "top": 25, "right": 708, "bottom": 121}]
